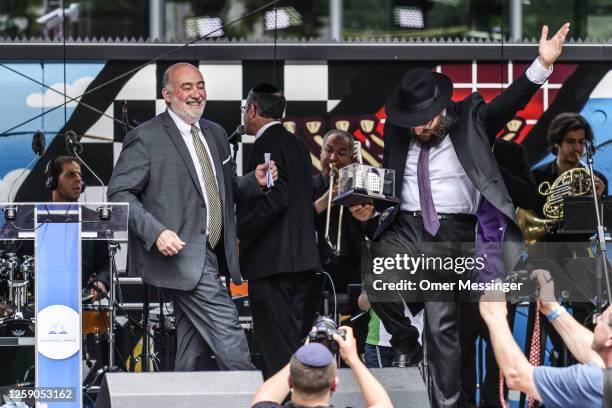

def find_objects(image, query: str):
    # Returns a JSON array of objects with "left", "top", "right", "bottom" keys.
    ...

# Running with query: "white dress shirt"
[
  {"left": 167, "top": 108, "right": 218, "bottom": 236},
  {"left": 400, "top": 57, "right": 552, "bottom": 214},
  {"left": 255, "top": 120, "right": 282, "bottom": 139}
]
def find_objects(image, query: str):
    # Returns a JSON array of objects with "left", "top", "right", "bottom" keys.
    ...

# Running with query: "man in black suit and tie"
[
  {"left": 108, "top": 63, "right": 277, "bottom": 371},
  {"left": 237, "top": 83, "right": 319, "bottom": 378},
  {"left": 351, "top": 23, "right": 570, "bottom": 408}
]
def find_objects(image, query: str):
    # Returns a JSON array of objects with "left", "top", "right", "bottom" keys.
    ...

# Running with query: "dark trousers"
[
  {"left": 459, "top": 303, "right": 517, "bottom": 407},
  {"left": 370, "top": 211, "right": 476, "bottom": 408},
  {"left": 249, "top": 270, "right": 315, "bottom": 378},
  {"left": 364, "top": 343, "right": 395, "bottom": 368},
  {"left": 167, "top": 248, "right": 254, "bottom": 371}
]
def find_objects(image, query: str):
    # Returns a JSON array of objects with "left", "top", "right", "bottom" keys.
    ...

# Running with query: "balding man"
[{"left": 108, "top": 62, "right": 277, "bottom": 371}]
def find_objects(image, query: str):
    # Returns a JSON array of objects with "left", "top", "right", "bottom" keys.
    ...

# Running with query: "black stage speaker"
[
  {"left": 96, "top": 368, "right": 428, "bottom": 408},
  {"left": 95, "top": 371, "right": 263, "bottom": 408},
  {"left": 331, "top": 368, "right": 429, "bottom": 408}
]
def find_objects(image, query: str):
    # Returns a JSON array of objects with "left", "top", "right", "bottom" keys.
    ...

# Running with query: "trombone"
[{"left": 324, "top": 141, "right": 363, "bottom": 256}]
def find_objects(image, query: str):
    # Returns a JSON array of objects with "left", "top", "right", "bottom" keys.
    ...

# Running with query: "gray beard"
[{"left": 170, "top": 100, "right": 205, "bottom": 124}]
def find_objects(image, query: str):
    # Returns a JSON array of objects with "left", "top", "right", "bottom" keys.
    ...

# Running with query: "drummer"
[
  {"left": 1, "top": 156, "right": 109, "bottom": 301},
  {"left": 45, "top": 156, "right": 110, "bottom": 301}
]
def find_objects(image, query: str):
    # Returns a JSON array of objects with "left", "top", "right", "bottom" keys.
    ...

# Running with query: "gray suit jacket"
[{"left": 108, "top": 110, "right": 262, "bottom": 290}]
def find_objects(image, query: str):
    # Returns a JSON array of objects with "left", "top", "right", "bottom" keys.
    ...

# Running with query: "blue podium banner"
[{"left": 35, "top": 204, "right": 81, "bottom": 408}]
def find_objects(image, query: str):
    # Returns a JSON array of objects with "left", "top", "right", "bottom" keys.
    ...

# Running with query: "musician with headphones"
[{"left": 44, "top": 155, "right": 110, "bottom": 301}]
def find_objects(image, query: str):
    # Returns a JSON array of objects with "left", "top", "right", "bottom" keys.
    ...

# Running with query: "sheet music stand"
[{"left": 558, "top": 196, "right": 612, "bottom": 234}]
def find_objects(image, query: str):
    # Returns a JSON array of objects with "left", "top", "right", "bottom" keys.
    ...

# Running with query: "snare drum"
[{"left": 82, "top": 304, "right": 109, "bottom": 336}]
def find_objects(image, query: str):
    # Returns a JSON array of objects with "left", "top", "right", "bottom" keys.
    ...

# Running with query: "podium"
[{"left": 0, "top": 203, "right": 128, "bottom": 408}]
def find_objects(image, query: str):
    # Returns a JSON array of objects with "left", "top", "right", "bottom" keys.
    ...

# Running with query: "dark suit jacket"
[
  {"left": 378, "top": 72, "right": 543, "bottom": 272},
  {"left": 108, "top": 110, "right": 263, "bottom": 290},
  {"left": 493, "top": 139, "right": 539, "bottom": 211},
  {"left": 237, "top": 123, "right": 318, "bottom": 280}
]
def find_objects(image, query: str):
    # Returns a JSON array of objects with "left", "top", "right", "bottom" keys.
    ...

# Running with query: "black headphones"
[{"left": 44, "top": 158, "right": 86, "bottom": 192}]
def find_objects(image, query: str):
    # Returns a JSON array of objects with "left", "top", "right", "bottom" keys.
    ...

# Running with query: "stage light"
[
  {"left": 393, "top": 6, "right": 425, "bottom": 29},
  {"left": 264, "top": 7, "right": 302, "bottom": 31},
  {"left": 185, "top": 16, "right": 224, "bottom": 38}
]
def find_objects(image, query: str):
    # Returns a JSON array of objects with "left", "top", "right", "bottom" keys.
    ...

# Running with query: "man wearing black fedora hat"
[{"left": 351, "top": 22, "right": 570, "bottom": 408}]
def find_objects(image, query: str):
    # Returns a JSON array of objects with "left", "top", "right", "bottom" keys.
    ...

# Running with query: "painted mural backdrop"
[{"left": 0, "top": 59, "right": 610, "bottom": 204}]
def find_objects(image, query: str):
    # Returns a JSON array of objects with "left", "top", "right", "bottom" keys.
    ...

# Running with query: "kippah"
[
  {"left": 294, "top": 343, "right": 333, "bottom": 368},
  {"left": 251, "top": 83, "right": 280, "bottom": 94}
]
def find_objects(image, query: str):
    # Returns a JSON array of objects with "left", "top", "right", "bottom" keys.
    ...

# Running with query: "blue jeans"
[{"left": 363, "top": 343, "right": 394, "bottom": 368}]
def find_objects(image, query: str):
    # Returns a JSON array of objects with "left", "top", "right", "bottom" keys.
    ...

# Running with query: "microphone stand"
[
  {"left": 231, "top": 138, "right": 240, "bottom": 161},
  {"left": 106, "top": 241, "right": 120, "bottom": 371},
  {"left": 584, "top": 143, "right": 612, "bottom": 314},
  {"left": 66, "top": 132, "right": 113, "bottom": 221},
  {"left": 228, "top": 125, "right": 244, "bottom": 161}
]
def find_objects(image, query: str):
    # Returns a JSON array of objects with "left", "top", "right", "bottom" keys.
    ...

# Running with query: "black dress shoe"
[{"left": 392, "top": 345, "right": 423, "bottom": 368}]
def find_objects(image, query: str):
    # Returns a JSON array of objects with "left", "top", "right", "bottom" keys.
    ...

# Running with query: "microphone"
[
  {"left": 228, "top": 125, "right": 244, "bottom": 145},
  {"left": 585, "top": 139, "right": 596, "bottom": 157},
  {"left": 3, "top": 131, "right": 47, "bottom": 221},
  {"left": 67, "top": 135, "right": 112, "bottom": 221},
  {"left": 32, "top": 131, "right": 46, "bottom": 156},
  {"left": 64, "top": 130, "right": 83, "bottom": 155}
]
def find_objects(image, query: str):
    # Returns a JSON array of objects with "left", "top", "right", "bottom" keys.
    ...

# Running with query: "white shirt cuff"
[{"left": 525, "top": 57, "right": 553, "bottom": 85}]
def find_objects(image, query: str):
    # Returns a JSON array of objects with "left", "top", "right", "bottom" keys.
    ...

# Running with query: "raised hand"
[{"left": 538, "top": 22, "right": 570, "bottom": 69}]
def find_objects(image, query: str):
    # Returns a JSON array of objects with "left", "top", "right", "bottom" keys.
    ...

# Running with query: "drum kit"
[
  {"left": 0, "top": 251, "right": 36, "bottom": 388},
  {"left": 0, "top": 250, "right": 113, "bottom": 392}
]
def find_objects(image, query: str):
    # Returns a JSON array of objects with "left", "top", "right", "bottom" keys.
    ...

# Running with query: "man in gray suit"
[{"left": 108, "top": 62, "right": 277, "bottom": 371}]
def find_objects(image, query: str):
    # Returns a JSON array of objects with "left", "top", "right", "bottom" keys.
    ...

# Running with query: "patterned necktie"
[
  {"left": 190, "top": 125, "right": 223, "bottom": 248},
  {"left": 528, "top": 304, "right": 542, "bottom": 408},
  {"left": 417, "top": 144, "right": 440, "bottom": 236}
]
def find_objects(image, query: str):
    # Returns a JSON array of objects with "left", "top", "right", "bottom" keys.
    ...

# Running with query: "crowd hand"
[
  {"left": 255, "top": 160, "right": 277, "bottom": 187},
  {"left": 594, "top": 175, "right": 605, "bottom": 198},
  {"left": 479, "top": 288, "right": 508, "bottom": 323},
  {"left": 532, "top": 269, "right": 557, "bottom": 314},
  {"left": 156, "top": 229, "right": 186, "bottom": 256},
  {"left": 349, "top": 203, "right": 374, "bottom": 222},
  {"left": 333, "top": 326, "right": 360, "bottom": 367},
  {"left": 538, "top": 22, "right": 570, "bottom": 69}
]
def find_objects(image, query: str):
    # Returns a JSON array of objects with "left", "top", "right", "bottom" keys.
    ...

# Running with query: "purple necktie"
[{"left": 417, "top": 144, "right": 440, "bottom": 236}]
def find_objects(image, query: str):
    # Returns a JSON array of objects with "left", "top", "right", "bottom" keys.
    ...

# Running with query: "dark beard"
[{"left": 412, "top": 114, "right": 457, "bottom": 148}]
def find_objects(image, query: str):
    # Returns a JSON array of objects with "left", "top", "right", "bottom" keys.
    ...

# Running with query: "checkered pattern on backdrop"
[{"left": 77, "top": 59, "right": 576, "bottom": 203}]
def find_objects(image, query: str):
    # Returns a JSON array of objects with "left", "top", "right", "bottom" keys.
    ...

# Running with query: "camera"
[
  {"left": 308, "top": 316, "right": 346, "bottom": 353},
  {"left": 506, "top": 268, "right": 539, "bottom": 304}
]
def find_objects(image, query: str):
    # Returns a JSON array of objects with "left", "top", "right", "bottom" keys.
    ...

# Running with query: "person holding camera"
[
  {"left": 250, "top": 326, "right": 393, "bottom": 408},
  {"left": 479, "top": 270, "right": 611, "bottom": 407}
]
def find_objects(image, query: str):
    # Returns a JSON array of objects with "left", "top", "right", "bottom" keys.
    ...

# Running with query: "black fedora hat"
[{"left": 385, "top": 68, "right": 453, "bottom": 128}]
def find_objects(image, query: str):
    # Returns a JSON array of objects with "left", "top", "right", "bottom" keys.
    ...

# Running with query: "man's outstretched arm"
[
  {"left": 335, "top": 327, "right": 393, "bottom": 408},
  {"left": 479, "top": 294, "right": 542, "bottom": 401},
  {"left": 533, "top": 269, "right": 604, "bottom": 367}
]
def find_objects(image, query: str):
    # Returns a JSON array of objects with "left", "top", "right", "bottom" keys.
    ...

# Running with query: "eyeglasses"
[{"left": 241, "top": 105, "right": 248, "bottom": 114}]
